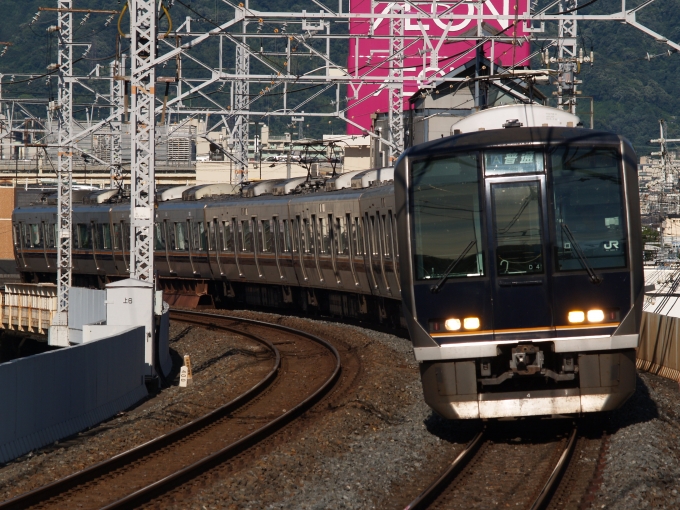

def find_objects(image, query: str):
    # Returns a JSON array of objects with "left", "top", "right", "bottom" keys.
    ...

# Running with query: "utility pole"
[
  {"left": 233, "top": 3, "right": 249, "bottom": 183},
  {"left": 388, "top": 2, "right": 404, "bottom": 162},
  {"left": 129, "top": 0, "right": 156, "bottom": 282},
  {"left": 110, "top": 56, "right": 124, "bottom": 189},
  {"left": 557, "top": 0, "right": 579, "bottom": 113},
  {"left": 51, "top": 0, "right": 73, "bottom": 346}
]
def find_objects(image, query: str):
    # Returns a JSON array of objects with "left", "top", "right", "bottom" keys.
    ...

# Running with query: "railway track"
[
  {"left": 404, "top": 421, "right": 602, "bottom": 510},
  {"left": 0, "top": 310, "right": 341, "bottom": 510}
]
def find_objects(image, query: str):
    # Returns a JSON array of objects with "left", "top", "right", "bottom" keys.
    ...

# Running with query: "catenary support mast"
[
  {"left": 388, "top": 2, "right": 404, "bottom": 161},
  {"left": 53, "top": 0, "right": 73, "bottom": 344},
  {"left": 233, "top": 3, "right": 250, "bottom": 183},
  {"left": 557, "top": 0, "right": 578, "bottom": 113},
  {"left": 129, "top": 0, "right": 156, "bottom": 282}
]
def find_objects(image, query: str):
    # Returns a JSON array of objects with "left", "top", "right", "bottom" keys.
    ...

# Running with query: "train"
[{"left": 12, "top": 104, "right": 643, "bottom": 419}]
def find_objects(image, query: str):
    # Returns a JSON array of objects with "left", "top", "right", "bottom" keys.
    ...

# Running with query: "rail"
[
  {"left": 404, "top": 424, "right": 579, "bottom": 510},
  {"left": 0, "top": 310, "right": 341, "bottom": 509}
]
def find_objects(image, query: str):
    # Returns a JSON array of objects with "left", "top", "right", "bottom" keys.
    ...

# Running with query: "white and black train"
[{"left": 13, "top": 105, "right": 644, "bottom": 419}]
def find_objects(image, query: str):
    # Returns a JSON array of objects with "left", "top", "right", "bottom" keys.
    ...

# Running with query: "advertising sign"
[{"left": 346, "top": 1, "right": 531, "bottom": 134}]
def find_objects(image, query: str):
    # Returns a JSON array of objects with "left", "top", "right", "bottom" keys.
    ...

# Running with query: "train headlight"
[
  {"left": 568, "top": 311, "right": 585, "bottom": 323},
  {"left": 463, "top": 317, "right": 481, "bottom": 330},
  {"left": 444, "top": 318, "right": 461, "bottom": 331},
  {"left": 587, "top": 309, "right": 605, "bottom": 322}
]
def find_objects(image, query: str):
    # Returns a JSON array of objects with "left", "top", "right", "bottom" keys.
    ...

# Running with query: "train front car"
[{"left": 395, "top": 126, "right": 643, "bottom": 420}]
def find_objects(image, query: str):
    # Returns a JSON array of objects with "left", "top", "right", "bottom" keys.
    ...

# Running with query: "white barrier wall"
[
  {"left": 68, "top": 287, "right": 107, "bottom": 344},
  {"left": 0, "top": 326, "right": 148, "bottom": 464}
]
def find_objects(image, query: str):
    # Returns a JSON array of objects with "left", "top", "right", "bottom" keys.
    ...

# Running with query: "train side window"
[
  {"left": 353, "top": 217, "right": 364, "bottom": 256},
  {"left": 319, "top": 216, "right": 330, "bottom": 254},
  {"left": 222, "top": 221, "right": 234, "bottom": 252},
  {"left": 390, "top": 211, "right": 398, "bottom": 257},
  {"left": 300, "top": 218, "right": 313, "bottom": 253},
  {"left": 92, "top": 223, "right": 101, "bottom": 249},
  {"left": 77, "top": 223, "right": 92, "bottom": 249},
  {"left": 278, "top": 219, "right": 287, "bottom": 253},
  {"left": 311, "top": 216, "right": 319, "bottom": 253},
  {"left": 199, "top": 221, "right": 206, "bottom": 250},
  {"left": 273, "top": 217, "right": 280, "bottom": 253},
  {"left": 113, "top": 223, "right": 121, "bottom": 250},
  {"left": 368, "top": 215, "right": 379, "bottom": 256},
  {"left": 165, "top": 220, "right": 175, "bottom": 250},
  {"left": 122, "top": 223, "right": 130, "bottom": 251},
  {"left": 261, "top": 219, "right": 272, "bottom": 252},
  {"left": 382, "top": 214, "right": 392, "bottom": 258},
  {"left": 337, "top": 216, "right": 348, "bottom": 256},
  {"left": 207, "top": 221, "right": 214, "bottom": 251},
  {"left": 256, "top": 219, "right": 263, "bottom": 252},
  {"left": 175, "top": 222, "right": 187, "bottom": 250},
  {"left": 45, "top": 223, "right": 55, "bottom": 248},
  {"left": 242, "top": 220, "right": 253, "bottom": 252},
  {"left": 29, "top": 224, "right": 43, "bottom": 248},
  {"left": 101, "top": 223, "right": 112, "bottom": 250},
  {"left": 21, "top": 224, "right": 31, "bottom": 248},
  {"left": 190, "top": 220, "right": 205, "bottom": 251},
  {"left": 13, "top": 224, "right": 21, "bottom": 247},
  {"left": 155, "top": 222, "right": 166, "bottom": 250},
  {"left": 292, "top": 217, "right": 301, "bottom": 253},
  {"left": 335, "top": 217, "right": 342, "bottom": 255}
]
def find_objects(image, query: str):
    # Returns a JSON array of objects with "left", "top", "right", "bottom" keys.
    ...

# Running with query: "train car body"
[
  {"left": 12, "top": 105, "right": 643, "bottom": 419},
  {"left": 395, "top": 121, "right": 643, "bottom": 419}
]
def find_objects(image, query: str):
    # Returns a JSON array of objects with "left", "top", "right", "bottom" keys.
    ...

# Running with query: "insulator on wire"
[
  {"left": 80, "top": 13, "right": 91, "bottom": 26},
  {"left": 104, "top": 15, "right": 115, "bottom": 27}
]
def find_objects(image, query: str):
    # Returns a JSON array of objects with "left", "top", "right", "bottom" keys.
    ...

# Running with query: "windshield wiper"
[
  {"left": 430, "top": 240, "right": 477, "bottom": 294},
  {"left": 560, "top": 223, "right": 601, "bottom": 284}
]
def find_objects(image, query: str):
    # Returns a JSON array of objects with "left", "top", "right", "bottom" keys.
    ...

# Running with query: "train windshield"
[
  {"left": 411, "top": 153, "right": 484, "bottom": 280},
  {"left": 551, "top": 147, "right": 627, "bottom": 271}
]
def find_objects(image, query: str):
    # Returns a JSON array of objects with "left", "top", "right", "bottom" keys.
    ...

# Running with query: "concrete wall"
[{"left": 0, "top": 326, "right": 148, "bottom": 464}]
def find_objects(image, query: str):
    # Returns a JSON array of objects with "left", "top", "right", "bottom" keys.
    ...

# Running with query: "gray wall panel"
[{"left": 0, "top": 326, "right": 148, "bottom": 464}]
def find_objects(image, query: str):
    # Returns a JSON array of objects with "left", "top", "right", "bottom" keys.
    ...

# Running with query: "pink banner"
[{"left": 346, "top": 1, "right": 531, "bottom": 134}]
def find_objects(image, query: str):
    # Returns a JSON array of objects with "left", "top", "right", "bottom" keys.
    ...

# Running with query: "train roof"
[{"left": 404, "top": 127, "right": 624, "bottom": 159}]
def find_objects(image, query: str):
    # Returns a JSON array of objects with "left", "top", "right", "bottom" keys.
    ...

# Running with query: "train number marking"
[{"left": 124, "top": 297, "right": 133, "bottom": 304}]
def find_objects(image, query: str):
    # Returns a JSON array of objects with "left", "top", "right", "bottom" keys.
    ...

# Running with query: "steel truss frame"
[
  {"left": 3, "top": 2, "right": 680, "bottom": 257},
  {"left": 128, "top": 0, "right": 156, "bottom": 282},
  {"left": 54, "top": 0, "right": 73, "bottom": 335}
]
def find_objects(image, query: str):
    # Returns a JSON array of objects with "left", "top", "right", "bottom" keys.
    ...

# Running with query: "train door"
[
  {"left": 209, "top": 218, "right": 224, "bottom": 277},
  {"left": 485, "top": 175, "right": 553, "bottom": 337},
  {"left": 203, "top": 211, "right": 217, "bottom": 279},
  {"left": 363, "top": 213, "right": 379, "bottom": 293},
  {"left": 14, "top": 222, "right": 27, "bottom": 269}
]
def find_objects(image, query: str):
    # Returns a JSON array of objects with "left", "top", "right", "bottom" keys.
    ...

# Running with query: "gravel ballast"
[
  {"left": 593, "top": 371, "right": 680, "bottom": 509},
  {"left": 1, "top": 310, "right": 679, "bottom": 509},
  {"left": 0, "top": 322, "right": 273, "bottom": 502}
]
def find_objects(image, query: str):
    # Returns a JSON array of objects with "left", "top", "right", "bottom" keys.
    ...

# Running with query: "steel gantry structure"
[
  {"left": 52, "top": 0, "right": 74, "bottom": 345},
  {"left": 128, "top": 0, "right": 157, "bottom": 282},
  {"left": 2, "top": 1, "right": 680, "bottom": 345}
]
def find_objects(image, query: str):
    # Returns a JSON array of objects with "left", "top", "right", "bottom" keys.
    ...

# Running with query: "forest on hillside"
[{"left": 0, "top": 0, "right": 677, "bottom": 153}]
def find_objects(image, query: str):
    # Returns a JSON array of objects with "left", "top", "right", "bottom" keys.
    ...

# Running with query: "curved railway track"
[
  {"left": 0, "top": 310, "right": 341, "bottom": 510},
  {"left": 405, "top": 423, "right": 588, "bottom": 510}
]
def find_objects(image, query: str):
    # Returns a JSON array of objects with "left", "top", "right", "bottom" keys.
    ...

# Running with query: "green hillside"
[
  {"left": 577, "top": 0, "right": 680, "bottom": 154},
  {"left": 0, "top": 0, "right": 678, "bottom": 152}
]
